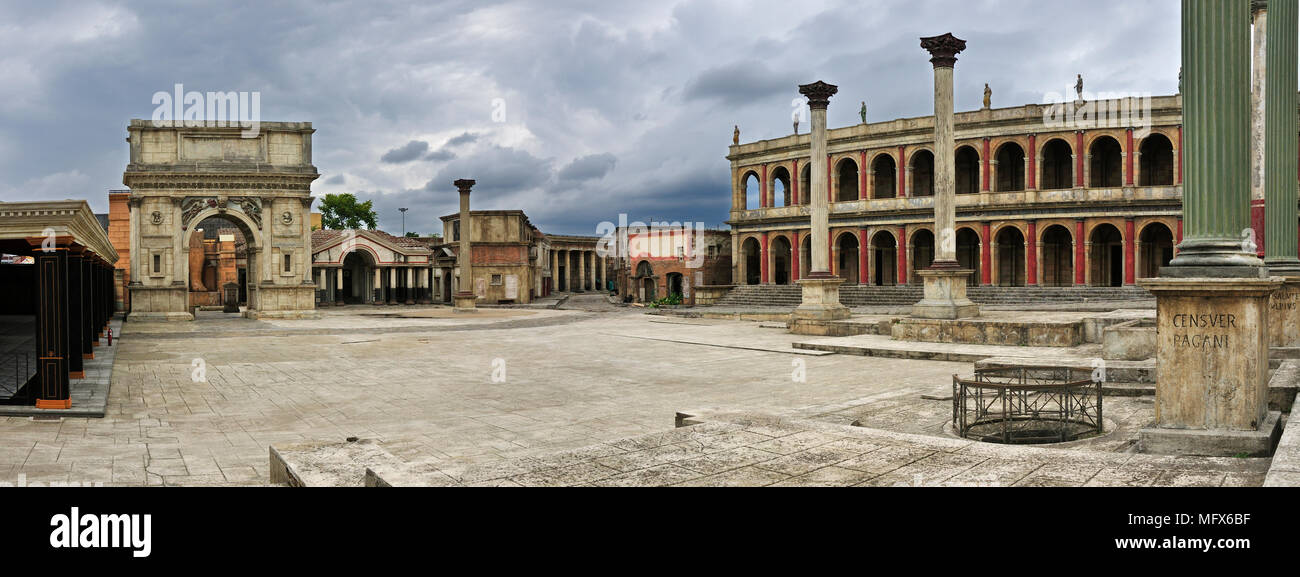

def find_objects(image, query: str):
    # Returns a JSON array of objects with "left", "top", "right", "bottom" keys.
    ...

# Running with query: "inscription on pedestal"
[{"left": 1168, "top": 313, "right": 1235, "bottom": 350}]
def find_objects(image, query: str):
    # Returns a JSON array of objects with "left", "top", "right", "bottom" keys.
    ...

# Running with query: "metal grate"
[{"left": 953, "top": 367, "right": 1103, "bottom": 445}]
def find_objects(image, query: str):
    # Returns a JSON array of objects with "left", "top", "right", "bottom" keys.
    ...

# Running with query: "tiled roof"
[{"left": 311, "top": 229, "right": 432, "bottom": 253}]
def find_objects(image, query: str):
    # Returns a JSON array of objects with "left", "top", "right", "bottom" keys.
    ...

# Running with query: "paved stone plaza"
[{"left": 0, "top": 296, "right": 1284, "bottom": 487}]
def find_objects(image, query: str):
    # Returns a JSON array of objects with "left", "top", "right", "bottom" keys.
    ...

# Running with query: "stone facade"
[
  {"left": 311, "top": 229, "right": 433, "bottom": 306},
  {"left": 122, "top": 120, "right": 320, "bottom": 320},
  {"left": 726, "top": 95, "right": 1300, "bottom": 290},
  {"left": 435, "top": 210, "right": 555, "bottom": 305},
  {"left": 614, "top": 227, "right": 731, "bottom": 305}
]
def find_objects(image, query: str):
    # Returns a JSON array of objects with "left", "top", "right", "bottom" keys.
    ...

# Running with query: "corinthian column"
[
  {"left": 921, "top": 32, "right": 965, "bottom": 267},
  {"left": 789, "top": 81, "right": 851, "bottom": 333},
  {"left": 453, "top": 179, "right": 478, "bottom": 311},
  {"left": 1265, "top": 0, "right": 1300, "bottom": 349},
  {"left": 909, "top": 32, "right": 979, "bottom": 320},
  {"left": 801, "top": 81, "right": 836, "bottom": 277}
]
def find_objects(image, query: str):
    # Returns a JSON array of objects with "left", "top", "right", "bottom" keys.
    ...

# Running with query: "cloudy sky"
[{"left": 0, "top": 0, "right": 1184, "bottom": 236}]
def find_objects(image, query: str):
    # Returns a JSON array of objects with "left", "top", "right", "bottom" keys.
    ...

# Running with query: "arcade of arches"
[{"left": 734, "top": 218, "right": 1182, "bottom": 288}]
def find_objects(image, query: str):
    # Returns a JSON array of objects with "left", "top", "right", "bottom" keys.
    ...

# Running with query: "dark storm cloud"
[
  {"left": 0, "top": 0, "right": 1183, "bottom": 235},
  {"left": 684, "top": 60, "right": 793, "bottom": 106},
  {"left": 557, "top": 153, "right": 617, "bottom": 184},
  {"left": 380, "top": 140, "right": 430, "bottom": 164}
]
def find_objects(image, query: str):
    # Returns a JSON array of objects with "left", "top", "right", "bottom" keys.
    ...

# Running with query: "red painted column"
[
  {"left": 1176, "top": 218, "right": 1184, "bottom": 255},
  {"left": 1075, "top": 131, "right": 1085, "bottom": 188},
  {"left": 1125, "top": 128, "right": 1135, "bottom": 186},
  {"left": 897, "top": 226, "right": 909, "bottom": 285},
  {"left": 981, "top": 137, "right": 991, "bottom": 192},
  {"left": 898, "top": 146, "right": 908, "bottom": 198},
  {"left": 1251, "top": 200, "right": 1266, "bottom": 257},
  {"left": 980, "top": 222, "right": 992, "bottom": 285},
  {"left": 760, "top": 232, "right": 769, "bottom": 284},
  {"left": 760, "top": 164, "right": 769, "bottom": 208},
  {"left": 1176, "top": 126, "right": 1184, "bottom": 185},
  {"left": 1075, "top": 220, "right": 1087, "bottom": 286},
  {"left": 1124, "top": 218, "right": 1136, "bottom": 285},
  {"left": 791, "top": 231, "right": 801, "bottom": 282},
  {"left": 827, "top": 155, "right": 834, "bottom": 203},
  {"left": 859, "top": 151, "right": 869, "bottom": 201},
  {"left": 791, "top": 159, "right": 800, "bottom": 205},
  {"left": 1027, "top": 134, "right": 1038, "bottom": 190},
  {"left": 1027, "top": 221, "right": 1039, "bottom": 286},
  {"left": 858, "top": 228, "right": 869, "bottom": 285}
]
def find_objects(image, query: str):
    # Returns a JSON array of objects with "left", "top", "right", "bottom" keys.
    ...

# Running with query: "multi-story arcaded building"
[{"left": 725, "top": 94, "right": 1251, "bottom": 292}]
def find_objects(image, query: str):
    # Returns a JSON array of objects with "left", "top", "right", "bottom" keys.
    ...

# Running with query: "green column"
[
  {"left": 1266, "top": 0, "right": 1300, "bottom": 270},
  {"left": 1169, "top": 0, "right": 1263, "bottom": 274}
]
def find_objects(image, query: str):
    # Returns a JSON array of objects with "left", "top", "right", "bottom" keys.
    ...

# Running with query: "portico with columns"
[{"left": 310, "top": 229, "right": 434, "bottom": 306}]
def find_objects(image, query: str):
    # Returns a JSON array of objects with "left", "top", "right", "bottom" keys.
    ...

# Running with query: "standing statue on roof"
[
  {"left": 859, "top": 101, "right": 867, "bottom": 124},
  {"left": 733, "top": 125, "right": 740, "bottom": 146},
  {"left": 1075, "top": 74, "right": 1085, "bottom": 100}
]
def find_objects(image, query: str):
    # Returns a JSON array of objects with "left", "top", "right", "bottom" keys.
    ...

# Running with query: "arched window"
[
  {"left": 912, "top": 150, "right": 935, "bottom": 197},
  {"left": 995, "top": 227, "right": 1027, "bottom": 287},
  {"left": 995, "top": 143, "right": 1026, "bottom": 192},
  {"left": 956, "top": 146, "right": 980, "bottom": 195},
  {"left": 1041, "top": 139, "right": 1074, "bottom": 190},
  {"left": 872, "top": 154, "right": 897, "bottom": 199},
  {"left": 1089, "top": 136, "right": 1123, "bottom": 188},
  {"left": 1139, "top": 134, "right": 1175, "bottom": 186},
  {"left": 743, "top": 172, "right": 761, "bottom": 210},
  {"left": 1089, "top": 224, "right": 1125, "bottom": 287},
  {"left": 836, "top": 158, "right": 860, "bottom": 202},
  {"left": 870, "top": 231, "right": 898, "bottom": 286},
  {"left": 770, "top": 167, "right": 792, "bottom": 207}
]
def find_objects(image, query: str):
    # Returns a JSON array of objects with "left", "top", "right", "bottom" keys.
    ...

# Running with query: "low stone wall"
[
  {"left": 1264, "top": 390, "right": 1299, "bottom": 487},
  {"left": 1270, "top": 360, "right": 1300, "bottom": 414},
  {"left": 692, "top": 285, "right": 734, "bottom": 307},
  {"left": 892, "top": 318, "right": 1084, "bottom": 348},
  {"left": 1102, "top": 318, "right": 1157, "bottom": 361}
]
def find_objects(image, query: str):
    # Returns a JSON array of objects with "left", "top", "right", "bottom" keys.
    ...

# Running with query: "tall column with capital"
[
  {"left": 453, "top": 179, "right": 477, "bottom": 311},
  {"left": 1139, "top": 0, "right": 1282, "bottom": 458},
  {"left": 910, "top": 32, "right": 978, "bottom": 320},
  {"left": 789, "top": 81, "right": 851, "bottom": 332},
  {"left": 1265, "top": 0, "right": 1300, "bottom": 348}
]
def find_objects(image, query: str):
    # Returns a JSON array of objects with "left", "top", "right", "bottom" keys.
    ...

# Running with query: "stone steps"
[{"left": 715, "top": 284, "right": 1152, "bottom": 309}]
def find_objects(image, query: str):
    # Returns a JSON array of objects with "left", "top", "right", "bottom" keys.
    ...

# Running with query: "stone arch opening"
[
  {"left": 185, "top": 212, "right": 261, "bottom": 313},
  {"left": 636, "top": 260, "right": 656, "bottom": 302},
  {"left": 741, "top": 238, "right": 761, "bottom": 286},
  {"left": 956, "top": 146, "right": 980, "bottom": 195},
  {"left": 771, "top": 235, "right": 792, "bottom": 286},
  {"left": 1140, "top": 134, "right": 1176, "bottom": 186},
  {"left": 870, "top": 231, "right": 898, "bottom": 286},
  {"left": 799, "top": 234, "right": 812, "bottom": 279},
  {"left": 995, "top": 142, "right": 1026, "bottom": 192},
  {"left": 1089, "top": 136, "right": 1123, "bottom": 188},
  {"left": 995, "top": 227, "right": 1027, "bottom": 287},
  {"left": 1040, "top": 225, "right": 1074, "bottom": 287},
  {"left": 743, "top": 172, "right": 761, "bottom": 210},
  {"left": 771, "top": 167, "right": 792, "bottom": 207},
  {"left": 1139, "top": 222, "right": 1175, "bottom": 280},
  {"left": 911, "top": 150, "right": 935, "bottom": 197},
  {"left": 338, "top": 248, "right": 379, "bottom": 305},
  {"left": 666, "top": 272, "right": 684, "bottom": 297},
  {"left": 1041, "top": 139, "right": 1074, "bottom": 190},
  {"left": 956, "top": 228, "right": 981, "bottom": 286},
  {"left": 1089, "top": 224, "right": 1125, "bottom": 287},
  {"left": 872, "top": 154, "right": 897, "bottom": 199},
  {"left": 836, "top": 232, "right": 861, "bottom": 285},
  {"left": 836, "top": 158, "right": 860, "bottom": 202},
  {"left": 910, "top": 229, "right": 935, "bottom": 284}
]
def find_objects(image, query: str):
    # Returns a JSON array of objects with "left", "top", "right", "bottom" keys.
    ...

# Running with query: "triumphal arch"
[{"left": 124, "top": 119, "right": 320, "bottom": 320}]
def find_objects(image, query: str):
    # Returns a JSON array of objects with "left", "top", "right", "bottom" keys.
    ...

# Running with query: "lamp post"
[{"left": 399, "top": 207, "right": 409, "bottom": 236}]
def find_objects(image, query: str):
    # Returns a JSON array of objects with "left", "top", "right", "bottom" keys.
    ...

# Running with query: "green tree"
[
  {"left": 319, "top": 193, "right": 378, "bottom": 230},
  {"left": 404, "top": 232, "right": 421, "bottom": 238}
]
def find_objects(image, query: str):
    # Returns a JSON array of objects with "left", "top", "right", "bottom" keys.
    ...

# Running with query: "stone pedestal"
[
  {"left": 1138, "top": 277, "right": 1284, "bottom": 457},
  {"left": 453, "top": 291, "right": 478, "bottom": 313},
  {"left": 789, "top": 276, "right": 850, "bottom": 335},
  {"left": 911, "top": 268, "right": 979, "bottom": 320},
  {"left": 1270, "top": 276, "right": 1300, "bottom": 348}
]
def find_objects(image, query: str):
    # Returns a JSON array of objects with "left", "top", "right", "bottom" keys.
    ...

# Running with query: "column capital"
[
  {"left": 920, "top": 32, "right": 967, "bottom": 68},
  {"left": 798, "top": 81, "right": 839, "bottom": 110},
  {"left": 454, "top": 179, "right": 476, "bottom": 194}
]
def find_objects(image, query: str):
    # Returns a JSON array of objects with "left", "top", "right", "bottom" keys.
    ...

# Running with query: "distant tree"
[
  {"left": 319, "top": 193, "right": 378, "bottom": 230},
  {"left": 404, "top": 232, "right": 421, "bottom": 238}
]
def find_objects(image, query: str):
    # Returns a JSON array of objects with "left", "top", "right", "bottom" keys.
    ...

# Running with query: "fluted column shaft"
[
  {"left": 1170, "top": 0, "right": 1261, "bottom": 271},
  {"left": 808, "top": 105, "right": 831, "bottom": 275},
  {"left": 933, "top": 64, "right": 957, "bottom": 264},
  {"left": 1266, "top": 0, "right": 1300, "bottom": 268}
]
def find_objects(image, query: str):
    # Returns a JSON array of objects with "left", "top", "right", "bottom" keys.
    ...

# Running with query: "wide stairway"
[{"left": 714, "top": 284, "right": 1152, "bottom": 308}]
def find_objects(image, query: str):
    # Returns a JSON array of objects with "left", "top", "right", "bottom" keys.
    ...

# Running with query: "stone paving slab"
[
  {"left": 793, "top": 333, "right": 1100, "bottom": 363},
  {"left": 352, "top": 411, "right": 1271, "bottom": 487}
]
